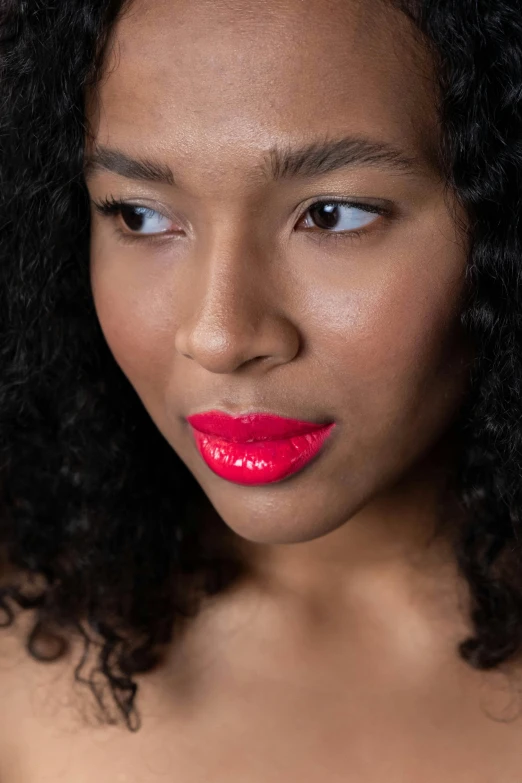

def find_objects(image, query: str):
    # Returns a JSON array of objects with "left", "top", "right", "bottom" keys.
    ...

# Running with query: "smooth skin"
[{"left": 2, "top": 0, "right": 522, "bottom": 781}]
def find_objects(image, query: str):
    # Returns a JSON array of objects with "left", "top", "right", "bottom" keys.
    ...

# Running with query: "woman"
[{"left": 1, "top": 0, "right": 522, "bottom": 778}]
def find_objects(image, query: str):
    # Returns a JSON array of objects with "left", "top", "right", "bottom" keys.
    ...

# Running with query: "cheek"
[
  {"left": 90, "top": 246, "right": 178, "bottom": 403},
  {"left": 310, "top": 239, "right": 470, "bottom": 458}
]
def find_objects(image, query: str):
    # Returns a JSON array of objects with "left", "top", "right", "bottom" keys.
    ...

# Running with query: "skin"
[
  {"left": 4, "top": 0, "right": 522, "bottom": 781},
  {"left": 87, "top": 0, "right": 470, "bottom": 562}
]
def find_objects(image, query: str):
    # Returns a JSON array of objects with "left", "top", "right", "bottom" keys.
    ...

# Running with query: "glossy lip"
[
  {"left": 186, "top": 410, "right": 333, "bottom": 442},
  {"left": 186, "top": 410, "right": 336, "bottom": 485}
]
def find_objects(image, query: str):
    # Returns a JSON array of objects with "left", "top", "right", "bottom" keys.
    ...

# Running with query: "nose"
[{"left": 174, "top": 234, "right": 300, "bottom": 375}]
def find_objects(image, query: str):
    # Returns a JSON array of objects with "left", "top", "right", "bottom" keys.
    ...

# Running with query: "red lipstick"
[{"left": 186, "top": 410, "right": 336, "bottom": 486}]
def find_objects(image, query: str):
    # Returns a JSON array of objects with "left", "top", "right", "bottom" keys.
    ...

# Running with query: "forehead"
[{"left": 91, "top": 0, "right": 438, "bottom": 175}]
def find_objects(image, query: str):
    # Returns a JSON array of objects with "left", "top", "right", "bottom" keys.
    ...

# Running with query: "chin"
[{"left": 210, "top": 499, "right": 350, "bottom": 546}]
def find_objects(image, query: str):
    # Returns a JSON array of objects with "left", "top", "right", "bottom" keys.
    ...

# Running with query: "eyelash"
[{"left": 91, "top": 195, "right": 390, "bottom": 247}]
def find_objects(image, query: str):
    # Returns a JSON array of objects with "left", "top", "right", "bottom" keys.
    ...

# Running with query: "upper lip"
[{"left": 186, "top": 410, "right": 335, "bottom": 442}]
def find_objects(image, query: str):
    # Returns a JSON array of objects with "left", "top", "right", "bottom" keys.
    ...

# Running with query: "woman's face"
[{"left": 86, "top": 0, "right": 471, "bottom": 545}]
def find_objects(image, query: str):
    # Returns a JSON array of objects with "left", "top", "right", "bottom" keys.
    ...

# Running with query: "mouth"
[{"left": 186, "top": 410, "right": 336, "bottom": 486}]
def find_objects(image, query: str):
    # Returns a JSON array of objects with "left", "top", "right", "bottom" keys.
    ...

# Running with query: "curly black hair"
[{"left": 0, "top": 0, "right": 521, "bottom": 733}]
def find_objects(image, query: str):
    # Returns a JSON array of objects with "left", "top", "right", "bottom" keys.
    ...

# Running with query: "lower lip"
[{"left": 189, "top": 423, "right": 336, "bottom": 486}]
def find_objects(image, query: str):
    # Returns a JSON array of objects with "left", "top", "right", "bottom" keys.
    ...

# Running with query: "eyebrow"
[{"left": 83, "top": 135, "right": 429, "bottom": 187}]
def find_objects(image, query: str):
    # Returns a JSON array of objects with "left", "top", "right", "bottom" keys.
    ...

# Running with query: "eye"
[
  {"left": 92, "top": 197, "right": 176, "bottom": 237},
  {"left": 298, "top": 201, "right": 383, "bottom": 234},
  {"left": 118, "top": 204, "right": 173, "bottom": 235}
]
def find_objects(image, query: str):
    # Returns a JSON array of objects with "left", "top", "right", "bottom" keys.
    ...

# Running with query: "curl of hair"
[{"left": 0, "top": 0, "right": 521, "bottom": 732}]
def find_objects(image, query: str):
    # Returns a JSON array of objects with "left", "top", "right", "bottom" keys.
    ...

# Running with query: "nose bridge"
[{"left": 175, "top": 225, "right": 298, "bottom": 374}]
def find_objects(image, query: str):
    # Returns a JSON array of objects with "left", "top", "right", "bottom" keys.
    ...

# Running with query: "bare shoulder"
[{"left": 0, "top": 563, "right": 82, "bottom": 731}]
